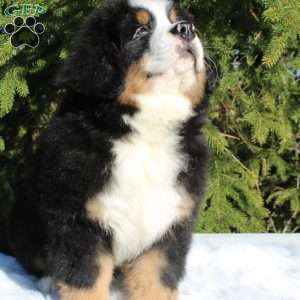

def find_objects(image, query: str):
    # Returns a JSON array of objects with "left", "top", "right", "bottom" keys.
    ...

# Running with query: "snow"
[{"left": 0, "top": 234, "right": 299, "bottom": 300}]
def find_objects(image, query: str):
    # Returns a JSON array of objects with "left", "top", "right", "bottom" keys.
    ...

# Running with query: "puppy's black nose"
[{"left": 170, "top": 21, "right": 195, "bottom": 42}]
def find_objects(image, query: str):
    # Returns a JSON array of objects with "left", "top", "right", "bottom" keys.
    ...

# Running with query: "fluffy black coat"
[{"left": 6, "top": 0, "right": 212, "bottom": 295}]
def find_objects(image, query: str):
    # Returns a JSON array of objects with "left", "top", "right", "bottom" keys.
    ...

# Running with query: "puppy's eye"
[{"left": 133, "top": 26, "right": 149, "bottom": 40}]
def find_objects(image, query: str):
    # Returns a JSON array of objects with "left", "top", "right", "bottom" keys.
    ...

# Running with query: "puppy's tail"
[{"left": 0, "top": 218, "right": 12, "bottom": 256}]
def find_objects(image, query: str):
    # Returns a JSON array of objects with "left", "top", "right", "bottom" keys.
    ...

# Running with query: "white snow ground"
[{"left": 0, "top": 234, "right": 299, "bottom": 300}]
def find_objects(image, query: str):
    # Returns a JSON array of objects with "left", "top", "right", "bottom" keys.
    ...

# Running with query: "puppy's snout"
[{"left": 170, "top": 21, "right": 196, "bottom": 42}]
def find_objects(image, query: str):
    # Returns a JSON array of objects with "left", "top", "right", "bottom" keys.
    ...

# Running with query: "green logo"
[
  {"left": 3, "top": 3, "right": 47, "bottom": 48},
  {"left": 4, "top": 3, "right": 47, "bottom": 17}
]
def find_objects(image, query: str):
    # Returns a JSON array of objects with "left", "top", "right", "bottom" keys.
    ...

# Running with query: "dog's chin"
[
  {"left": 175, "top": 52, "right": 199, "bottom": 74},
  {"left": 146, "top": 50, "right": 204, "bottom": 80},
  {"left": 145, "top": 54, "right": 203, "bottom": 79},
  {"left": 176, "top": 45, "right": 197, "bottom": 63}
]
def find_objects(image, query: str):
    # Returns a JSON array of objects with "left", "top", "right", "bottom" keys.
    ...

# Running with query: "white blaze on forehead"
[{"left": 129, "top": 0, "right": 172, "bottom": 26}]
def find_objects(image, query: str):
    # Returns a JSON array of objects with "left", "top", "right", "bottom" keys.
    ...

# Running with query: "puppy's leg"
[
  {"left": 123, "top": 249, "right": 177, "bottom": 300},
  {"left": 123, "top": 222, "right": 193, "bottom": 300},
  {"left": 58, "top": 254, "right": 114, "bottom": 300},
  {"left": 46, "top": 219, "right": 114, "bottom": 300}
]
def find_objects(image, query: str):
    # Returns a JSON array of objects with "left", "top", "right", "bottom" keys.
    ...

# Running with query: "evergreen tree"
[
  {"left": 187, "top": 0, "right": 300, "bottom": 232},
  {"left": 0, "top": 0, "right": 299, "bottom": 232},
  {"left": 0, "top": 0, "right": 100, "bottom": 217}
]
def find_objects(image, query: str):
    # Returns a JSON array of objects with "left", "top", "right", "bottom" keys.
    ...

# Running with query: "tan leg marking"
[
  {"left": 123, "top": 249, "right": 177, "bottom": 300},
  {"left": 58, "top": 255, "right": 114, "bottom": 300}
]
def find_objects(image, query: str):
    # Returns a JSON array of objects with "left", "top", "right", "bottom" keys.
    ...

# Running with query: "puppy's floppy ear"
[{"left": 55, "top": 7, "right": 122, "bottom": 97}]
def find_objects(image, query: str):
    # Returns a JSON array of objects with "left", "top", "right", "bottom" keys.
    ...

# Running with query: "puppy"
[{"left": 8, "top": 0, "right": 210, "bottom": 299}]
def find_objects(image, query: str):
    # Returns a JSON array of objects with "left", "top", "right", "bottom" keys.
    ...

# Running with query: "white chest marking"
[{"left": 97, "top": 94, "right": 193, "bottom": 266}]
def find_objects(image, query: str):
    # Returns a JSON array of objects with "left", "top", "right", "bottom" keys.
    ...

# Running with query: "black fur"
[{"left": 7, "top": 0, "right": 212, "bottom": 294}]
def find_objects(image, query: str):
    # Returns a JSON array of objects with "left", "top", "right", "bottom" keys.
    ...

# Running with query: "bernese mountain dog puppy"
[{"left": 8, "top": 0, "right": 211, "bottom": 299}]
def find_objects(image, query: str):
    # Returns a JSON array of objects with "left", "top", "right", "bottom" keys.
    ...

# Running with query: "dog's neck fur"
[{"left": 126, "top": 93, "right": 193, "bottom": 129}]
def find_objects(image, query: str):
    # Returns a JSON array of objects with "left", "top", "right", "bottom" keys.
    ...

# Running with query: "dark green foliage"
[
  {"left": 0, "top": 0, "right": 299, "bottom": 232},
  {"left": 0, "top": 0, "right": 102, "bottom": 217},
  {"left": 187, "top": 0, "right": 300, "bottom": 232}
]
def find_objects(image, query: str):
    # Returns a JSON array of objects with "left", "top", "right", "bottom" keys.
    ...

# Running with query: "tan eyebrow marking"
[
  {"left": 169, "top": 7, "right": 177, "bottom": 23},
  {"left": 136, "top": 9, "right": 151, "bottom": 25}
]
